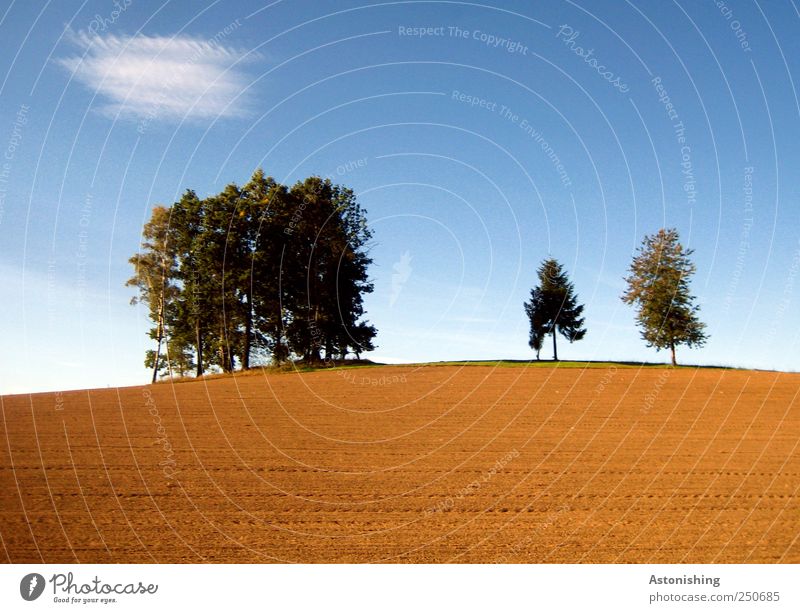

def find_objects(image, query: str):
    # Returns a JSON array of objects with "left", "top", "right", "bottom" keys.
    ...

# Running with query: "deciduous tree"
[
  {"left": 622, "top": 228, "right": 708, "bottom": 365},
  {"left": 126, "top": 205, "right": 178, "bottom": 383}
]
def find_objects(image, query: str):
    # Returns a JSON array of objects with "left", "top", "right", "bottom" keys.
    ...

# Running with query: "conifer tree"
[{"left": 524, "top": 258, "right": 586, "bottom": 361}]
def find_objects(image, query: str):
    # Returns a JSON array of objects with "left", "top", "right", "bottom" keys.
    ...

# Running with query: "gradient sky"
[{"left": 1, "top": 0, "right": 799, "bottom": 394}]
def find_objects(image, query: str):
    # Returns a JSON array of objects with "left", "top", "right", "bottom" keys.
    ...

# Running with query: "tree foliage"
[
  {"left": 622, "top": 228, "right": 708, "bottom": 365},
  {"left": 126, "top": 205, "right": 179, "bottom": 383},
  {"left": 128, "top": 171, "right": 377, "bottom": 379},
  {"left": 524, "top": 258, "right": 586, "bottom": 360}
]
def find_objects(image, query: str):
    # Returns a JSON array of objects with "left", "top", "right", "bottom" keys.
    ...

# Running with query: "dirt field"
[{"left": 1, "top": 365, "right": 798, "bottom": 563}]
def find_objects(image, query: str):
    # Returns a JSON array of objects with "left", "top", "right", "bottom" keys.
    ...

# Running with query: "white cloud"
[{"left": 58, "top": 29, "right": 256, "bottom": 122}]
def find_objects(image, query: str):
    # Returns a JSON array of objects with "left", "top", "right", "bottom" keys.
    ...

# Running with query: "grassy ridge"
[
  {"left": 157, "top": 358, "right": 742, "bottom": 384},
  {"left": 326, "top": 359, "right": 734, "bottom": 371}
]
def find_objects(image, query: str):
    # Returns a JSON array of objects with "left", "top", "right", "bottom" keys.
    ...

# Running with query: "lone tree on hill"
[
  {"left": 524, "top": 258, "right": 587, "bottom": 361},
  {"left": 622, "top": 228, "right": 708, "bottom": 366}
]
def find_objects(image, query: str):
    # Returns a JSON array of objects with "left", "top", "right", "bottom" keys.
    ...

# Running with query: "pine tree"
[
  {"left": 524, "top": 258, "right": 586, "bottom": 361},
  {"left": 524, "top": 287, "right": 547, "bottom": 360},
  {"left": 622, "top": 228, "right": 708, "bottom": 366}
]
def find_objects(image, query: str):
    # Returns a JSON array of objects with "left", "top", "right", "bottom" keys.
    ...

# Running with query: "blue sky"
[{"left": 1, "top": 0, "right": 799, "bottom": 393}]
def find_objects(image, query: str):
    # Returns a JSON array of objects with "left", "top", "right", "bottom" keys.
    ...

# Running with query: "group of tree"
[
  {"left": 524, "top": 228, "right": 708, "bottom": 365},
  {"left": 128, "top": 170, "right": 377, "bottom": 382}
]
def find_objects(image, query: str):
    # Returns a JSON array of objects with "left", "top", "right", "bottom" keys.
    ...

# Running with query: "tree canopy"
[
  {"left": 524, "top": 258, "right": 587, "bottom": 360},
  {"left": 128, "top": 171, "right": 376, "bottom": 380},
  {"left": 622, "top": 228, "right": 708, "bottom": 365}
]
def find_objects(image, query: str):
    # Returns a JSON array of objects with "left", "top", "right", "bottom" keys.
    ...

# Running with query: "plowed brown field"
[{"left": 1, "top": 365, "right": 798, "bottom": 563}]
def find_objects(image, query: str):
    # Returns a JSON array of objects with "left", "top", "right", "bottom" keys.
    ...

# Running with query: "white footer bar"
[{"left": 2, "top": 564, "right": 796, "bottom": 612}]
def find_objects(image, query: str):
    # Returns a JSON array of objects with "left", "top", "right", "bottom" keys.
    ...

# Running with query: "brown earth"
[{"left": 1, "top": 365, "right": 798, "bottom": 563}]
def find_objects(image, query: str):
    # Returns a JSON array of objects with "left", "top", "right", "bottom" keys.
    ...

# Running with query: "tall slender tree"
[
  {"left": 282, "top": 177, "right": 330, "bottom": 361},
  {"left": 240, "top": 169, "right": 278, "bottom": 366},
  {"left": 524, "top": 258, "right": 586, "bottom": 361},
  {"left": 169, "top": 189, "right": 214, "bottom": 377},
  {"left": 203, "top": 183, "right": 247, "bottom": 373},
  {"left": 249, "top": 172, "right": 292, "bottom": 363},
  {"left": 126, "top": 206, "right": 178, "bottom": 383},
  {"left": 622, "top": 228, "right": 708, "bottom": 365}
]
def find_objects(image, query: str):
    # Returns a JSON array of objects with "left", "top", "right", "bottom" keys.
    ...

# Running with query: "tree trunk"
[
  {"left": 152, "top": 333, "right": 163, "bottom": 383},
  {"left": 242, "top": 292, "right": 252, "bottom": 370},
  {"left": 152, "top": 301, "right": 164, "bottom": 383},
  {"left": 219, "top": 327, "right": 234, "bottom": 373},
  {"left": 219, "top": 324, "right": 228, "bottom": 373},
  {"left": 274, "top": 320, "right": 286, "bottom": 364},
  {"left": 670, "top": 343, "right": 676, "bottom": 366},
  {"left": 309, "top": 307, "right": 321, "bottom": 362},
  {"left": 195, "top": 318, "right": 204, "bottom": 377},
  {"left": 152, "top": 281, "right": 167, "bottom": 383},
  {"left": 552, "top": 327, "right": 558, "bottom": 361}
]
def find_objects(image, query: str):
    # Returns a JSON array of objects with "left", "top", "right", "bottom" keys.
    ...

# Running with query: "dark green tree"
[
  {"left": 524, "top": 258, "right": 586, "bottom": 361},
  {"left": 169, "top": 189, "right": 216, "bottom": 377},
  {"left": 325, "top": 183, "right": 376, "bottom": 359},
  {"left": 244, "top": 170, "right": 289, "bottom": 364},
  {"left": 524, "top": 287, "right": 547, "bottom": 360},
  {"left": 202, "top": 183, "right": 249, "bottom": 373},
  {"left": 622, "top": 228, "right": 708, "bottom": 366},
  {"left": 283, "top": 177, "right": 376, "bottom": 362},
  {"left": 282, "top": 177, "right": 330, "bottom": 361}
]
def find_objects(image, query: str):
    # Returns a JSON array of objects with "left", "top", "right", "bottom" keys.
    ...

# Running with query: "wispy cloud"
[{"left": 58, "top": 28, "right": 256, "bottom": 122}]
